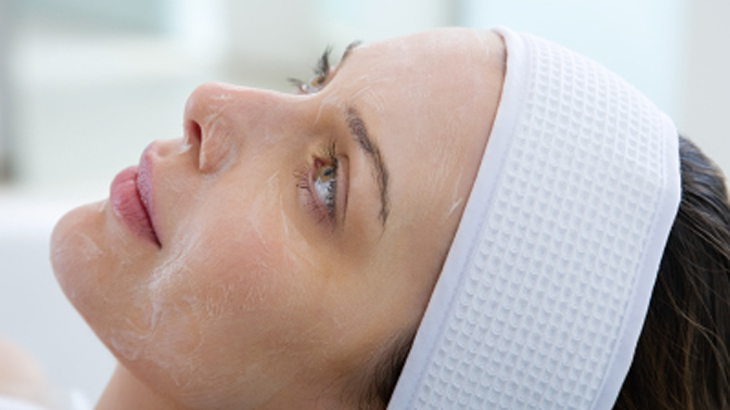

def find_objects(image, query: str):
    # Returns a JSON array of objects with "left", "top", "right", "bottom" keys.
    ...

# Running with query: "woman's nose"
[{"left": 183, "top": 82, "right": 294, "bottom": 173}]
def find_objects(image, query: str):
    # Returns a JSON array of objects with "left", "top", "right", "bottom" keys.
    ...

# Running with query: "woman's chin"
[{"left": 50, "top": 200, "right": 110, "bottom": 312}]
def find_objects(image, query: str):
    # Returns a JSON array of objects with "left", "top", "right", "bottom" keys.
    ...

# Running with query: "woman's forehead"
[
  {"left": 348, "top": 28, "right": 500, "bottom": 70},
  {"left": 340, "top": 32, "right": 503, "bottom": 250}
]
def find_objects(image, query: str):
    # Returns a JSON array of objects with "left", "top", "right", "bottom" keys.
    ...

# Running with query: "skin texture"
[{"left": 50, "top": 28, "right": 506, "bottom": 410}]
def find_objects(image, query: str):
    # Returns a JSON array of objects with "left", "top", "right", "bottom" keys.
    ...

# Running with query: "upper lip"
[{"left": 137, "top": 143, "right": 161, "bottom": 246}]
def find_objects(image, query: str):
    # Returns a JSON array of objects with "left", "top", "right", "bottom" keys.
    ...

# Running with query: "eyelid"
[
  {"left": 322, "top": 153, "right": 349, "bottom": 228},
  {"left": 335, "top": 155, "right": 349, "bottom": 225},
  {"left": 298, "top": 147, "right": 349, "bottom": 230}
]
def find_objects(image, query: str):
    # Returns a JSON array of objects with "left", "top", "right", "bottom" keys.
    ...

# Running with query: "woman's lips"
[{"left": 110, "top": 163, "right": 160, "bottom": 247}]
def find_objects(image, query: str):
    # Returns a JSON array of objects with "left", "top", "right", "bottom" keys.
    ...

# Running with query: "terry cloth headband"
[{"left": 388, "top": 27, "right": 681, "bottom": 410}]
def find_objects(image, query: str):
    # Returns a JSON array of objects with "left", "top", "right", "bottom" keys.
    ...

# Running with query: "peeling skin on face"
[
  {"left": 178, "top": 138, "right": 192, "bottom": 154},
  {"left": 100, "top": 164, "right": 319, "bottom": 402},
  {"left": 106, "top": 232, "right": 203, "bottom": 358},
  {"left": 265, "top": 170, "right": 280, "bottom": 187},
  {"left": 188, "top": 86, "right": 242, "bottom": 175},
  {"left": 77, "top": 233, "right": 103, "bottom": 261},
  {"left": 162, "top": 171, "right": 185, "bottom": 195},
  {"left": 199, "top": 111, "right": 235, "bottom": 173},
  {"left": 315, "top": 93, "right": 343, "bottom": 125},
  {"left": 351, "top": 83, "right": 386, "bottom": 114},
  {"left": 51, "top": 28, "right": 506, "bottom": 410},
  {"left": 211, "top": 92, "right": 232, "bottom": 102},
  {"left": 279, "top": 195, "right": 291, "bottom": 240},
  {"left": 244, "top": 175, "right": 283, "bottom": 258},
  {"left": 248, "top": 212, "right": 271, "bottom": 254},
  {"left": 446, "top": 198, "right": 464, "bottom": 220},
  {"left": 107, "top": 297, "right": 204, "bottom": 390}
]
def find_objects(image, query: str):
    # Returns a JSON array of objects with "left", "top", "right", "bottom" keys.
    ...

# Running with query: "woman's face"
[{"left": 51, "top": 28, "right": 505, "bottom": 409}]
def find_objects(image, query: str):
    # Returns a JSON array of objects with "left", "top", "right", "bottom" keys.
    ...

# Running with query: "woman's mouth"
[{"left": 110, "top": 160, "right": 161, "bottom": 247}]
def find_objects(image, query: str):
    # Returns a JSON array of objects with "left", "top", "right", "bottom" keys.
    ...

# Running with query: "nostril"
[
  {"left": 184, "top": 119, "right": 203, "bottom": 168},
  {"left": 183, "top": 82, "right": 244, "bottom": 174},
  {"left": 185, "top": 119, "right": 202, "bottom": 147}
]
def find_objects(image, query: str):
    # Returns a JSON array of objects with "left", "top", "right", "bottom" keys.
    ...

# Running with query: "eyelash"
[
  {"left": 289, "top": 46, "right": 333, "bottom": 94},
  {"left": 297, "top": 143, "right": 339, "bottom": 226}
]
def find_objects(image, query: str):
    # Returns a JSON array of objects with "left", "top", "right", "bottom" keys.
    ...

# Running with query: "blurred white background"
[{"left": 0, "top": 0, "right": 728, "bottom": 405}]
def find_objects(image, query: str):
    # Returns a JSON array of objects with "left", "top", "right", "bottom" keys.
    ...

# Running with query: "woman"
[{"left": 46, "top": 26, "right": 729, "bottom": 410}]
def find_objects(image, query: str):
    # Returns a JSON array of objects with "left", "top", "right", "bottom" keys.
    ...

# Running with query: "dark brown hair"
[
  {"left": 615, "top": 136, "right": 730, "bottom": 409},
  {"left": 363, "top": 136, "right": 730, "bottom": 410},
  {"left": 346, "top": 330, "right": 415, "bottom": 410}
]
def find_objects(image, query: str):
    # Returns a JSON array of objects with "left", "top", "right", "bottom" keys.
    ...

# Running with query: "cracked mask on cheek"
[{"left": 99, "top": 168, "right": 321, "bottom": 409}]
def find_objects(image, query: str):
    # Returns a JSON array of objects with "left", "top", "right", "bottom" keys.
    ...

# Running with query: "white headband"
[{"left": 388, "top": 27, "right": 681, "bottom": 410}]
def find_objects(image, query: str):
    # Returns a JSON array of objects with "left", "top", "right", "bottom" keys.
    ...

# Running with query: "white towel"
[{"left": 388, "top": 27, "right": 681, "bottom": 410}]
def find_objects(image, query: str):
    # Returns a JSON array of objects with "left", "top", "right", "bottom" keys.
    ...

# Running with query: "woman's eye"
[
  {"left": 310, "top": 73, "right": 327, "bottom": 88},
  {"left": 314, "top": 163, "right": 337, "bottom": 214}
]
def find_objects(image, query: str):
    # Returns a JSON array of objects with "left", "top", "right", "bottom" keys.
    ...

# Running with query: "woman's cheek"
[
  {"left": 97, "top": 229, "right": 258, "bottom": 401},
  {"left": 101, "top": 231, "right": 206, "bottom": 372},
  {"left": 106, "top": 177, "right": 319, "bottom": 401}
]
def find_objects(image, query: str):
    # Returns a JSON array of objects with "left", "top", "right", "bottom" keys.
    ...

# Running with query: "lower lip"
[{"left": 110, "top": 166, "right": 160, "bottom": 246}]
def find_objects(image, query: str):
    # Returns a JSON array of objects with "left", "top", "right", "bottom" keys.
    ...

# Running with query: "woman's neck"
[{"left": 96, "top": 365, "right": 183, "bottom": 410}]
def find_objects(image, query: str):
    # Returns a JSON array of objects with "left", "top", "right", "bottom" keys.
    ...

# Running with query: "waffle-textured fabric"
[{"left": 387, "top": 28, "right": 681, "bottom": 410}]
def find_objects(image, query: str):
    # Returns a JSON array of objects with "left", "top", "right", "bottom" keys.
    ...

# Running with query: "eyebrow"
[
  {"left": 335, "top": 41, "right": 362, "bottom": 74},
  {"left": 346, "top": 106, "right": 390, "bottom": 226},
  {"left": 343, "top": 41, "right": 362, "bottom": 59}
]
